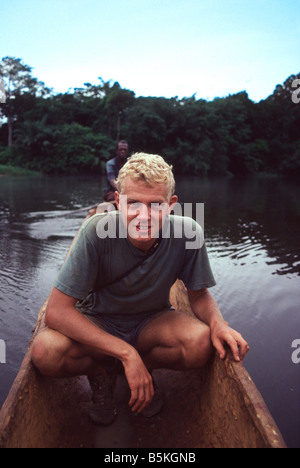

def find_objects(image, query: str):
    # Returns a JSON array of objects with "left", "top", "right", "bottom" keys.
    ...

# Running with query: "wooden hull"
[{"left": 0, "top": 280, "right": 286, "bottom": 448}]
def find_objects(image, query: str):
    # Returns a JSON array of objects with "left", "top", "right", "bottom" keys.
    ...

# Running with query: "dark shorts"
[{"left": 84, "top": 309, "right": 170, "bottom": 349}]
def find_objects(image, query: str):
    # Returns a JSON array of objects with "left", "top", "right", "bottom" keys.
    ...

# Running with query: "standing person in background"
[{"left": 104, "top": 140, "right": 129, "bottom": 202}]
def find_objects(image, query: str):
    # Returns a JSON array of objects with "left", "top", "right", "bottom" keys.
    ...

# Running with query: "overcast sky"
[{"left": 1, "top": 0, "right": 299, "bottom": 102}]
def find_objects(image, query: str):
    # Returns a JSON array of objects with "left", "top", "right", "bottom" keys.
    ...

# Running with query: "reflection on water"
[
  {"left": 176, "top": 175, "right": 300, "bottom": 277},
  {"left": 0, "top": 174, "right": 299, "bottom": 447}
]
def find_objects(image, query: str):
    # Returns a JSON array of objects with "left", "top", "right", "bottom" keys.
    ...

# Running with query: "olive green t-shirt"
[{"left": 54, "top": 212, "right": 216, "bottom": 318}]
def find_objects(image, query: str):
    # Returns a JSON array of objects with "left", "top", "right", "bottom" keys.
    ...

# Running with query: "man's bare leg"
[
  {"left": 133, "top": 310, "right": 212, "bottom": 417},
  {"left": 137, "top": 310, "right": 213, "bottom": 372},
  {"left": 31, "top": 327, "right": 108, "bottom": 378},
  {"left": 31, "top": 310, "right": 213, "bottom": 423},
  {"left": 32, "top": 310, "right": 212, "bottom": 380},
  {"left": 31, "top": 327, "right": 119, "bottom": 425}
]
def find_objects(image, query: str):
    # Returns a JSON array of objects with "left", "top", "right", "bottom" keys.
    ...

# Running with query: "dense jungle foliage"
[{"left": 0, "top": 57, "right": 299, "bottom": 176}]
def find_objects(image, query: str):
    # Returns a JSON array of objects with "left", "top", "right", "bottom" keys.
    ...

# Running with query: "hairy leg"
[{"left": 137, "top": 310, "right": 213, "bottom": 371}]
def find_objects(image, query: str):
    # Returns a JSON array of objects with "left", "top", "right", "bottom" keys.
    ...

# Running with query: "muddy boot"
[{"left": 88, "top": 370, "right": 118, "bottom": 426}]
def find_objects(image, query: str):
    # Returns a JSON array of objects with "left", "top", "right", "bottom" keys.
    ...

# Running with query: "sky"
[{"left": 1, "top": 0, "right": 300, "bottom": 102}]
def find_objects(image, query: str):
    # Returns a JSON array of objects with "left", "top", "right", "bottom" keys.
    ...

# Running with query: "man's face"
[
  {"left": 116, "top": 143, "right": 129, "bottom": 163},
  {"left": 115, "top": 177, "right": 177, "bottom": 251}
]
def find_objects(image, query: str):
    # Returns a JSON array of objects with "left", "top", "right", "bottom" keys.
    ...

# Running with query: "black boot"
[{"left": 88, "top": 369, "right": 118, "bottom": 426}]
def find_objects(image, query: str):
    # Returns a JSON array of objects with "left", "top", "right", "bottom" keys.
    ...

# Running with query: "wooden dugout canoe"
[
  {"left": 0, "top": 280, "right": 286, "bottom": 449},
  {"left": 0, "top": 209, "right": 287, "bottom": 448}
]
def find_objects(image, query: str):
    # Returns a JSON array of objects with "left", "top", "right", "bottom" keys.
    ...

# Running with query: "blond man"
[{"left": 31, "top": 153, "right": 249, "bottom": 425}]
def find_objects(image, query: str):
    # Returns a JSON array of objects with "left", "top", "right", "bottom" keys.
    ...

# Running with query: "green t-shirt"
[{"left": 54, "top": 212, "right": 216, "bottom": 318}]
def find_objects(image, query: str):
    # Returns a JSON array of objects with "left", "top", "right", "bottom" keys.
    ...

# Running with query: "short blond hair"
[{"left": 117, "top": 153, "right": 175, "bottom": 200}]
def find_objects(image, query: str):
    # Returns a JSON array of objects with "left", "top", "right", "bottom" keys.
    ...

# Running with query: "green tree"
[
  {"left": 0, "top": 56, "right": 50, "bottom": 147},
  {"left": 47, "top": 123, "right": 111, "bottom": 174},
  {"left": 0, "top": 56, "right": 298, "bottom": 177}
]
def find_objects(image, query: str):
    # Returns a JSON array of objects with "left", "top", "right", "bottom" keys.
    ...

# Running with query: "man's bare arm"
[{"left": 188, "top": 288, "right": 250, "bottom": 362}]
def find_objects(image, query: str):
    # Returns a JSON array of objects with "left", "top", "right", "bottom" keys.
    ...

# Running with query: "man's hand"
[
  {"left": 188, "top": 288, "right": 250, "bottom": 364},
  {"left": 122, "top": 350, "right": 154, "bottom": 413},
  {"left": 210, "top": 320, "right": 250, "bottom": 363}
]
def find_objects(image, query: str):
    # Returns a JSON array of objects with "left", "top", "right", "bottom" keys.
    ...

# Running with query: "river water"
[{"left": 0, "top": 174, "right": 299, "bottom": 448}]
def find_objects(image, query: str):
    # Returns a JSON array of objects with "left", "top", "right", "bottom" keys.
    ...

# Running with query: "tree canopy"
[{"left": 0, "top": 57, "right": 299, "bottom": 176}]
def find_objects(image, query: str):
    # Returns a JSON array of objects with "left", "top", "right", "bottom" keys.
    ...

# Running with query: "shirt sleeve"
[
  {"left": 54, "top": 218, "right": 100, "bottom": 300},
  {"left": 177, "top": 218, "right": 216, "bottom": 290}
]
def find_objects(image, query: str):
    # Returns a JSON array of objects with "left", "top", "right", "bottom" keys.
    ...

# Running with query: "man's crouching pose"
[{"left": 31, "top": 153, "right": 249, "bottom": 425}]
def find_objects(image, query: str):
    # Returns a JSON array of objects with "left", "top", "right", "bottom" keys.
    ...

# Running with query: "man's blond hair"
[{"left": 117, "top": 153, "right": 175, "bottom": 200}]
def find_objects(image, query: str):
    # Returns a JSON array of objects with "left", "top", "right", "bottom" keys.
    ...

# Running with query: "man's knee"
[
  {"left": 31, "top": 329, "right": 70, "bottom": 377},
  {"left": 181, "top": 324, "right": 213, "bottom": 369}
]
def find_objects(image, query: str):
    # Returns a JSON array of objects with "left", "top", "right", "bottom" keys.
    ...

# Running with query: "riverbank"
[{"left": 0, "top": 164, "right": 42, "bottom": 177}]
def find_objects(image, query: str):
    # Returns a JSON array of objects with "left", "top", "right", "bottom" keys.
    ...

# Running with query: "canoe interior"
[{"left": 0, "top": 280, "right": 286, "bottom": 448}]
